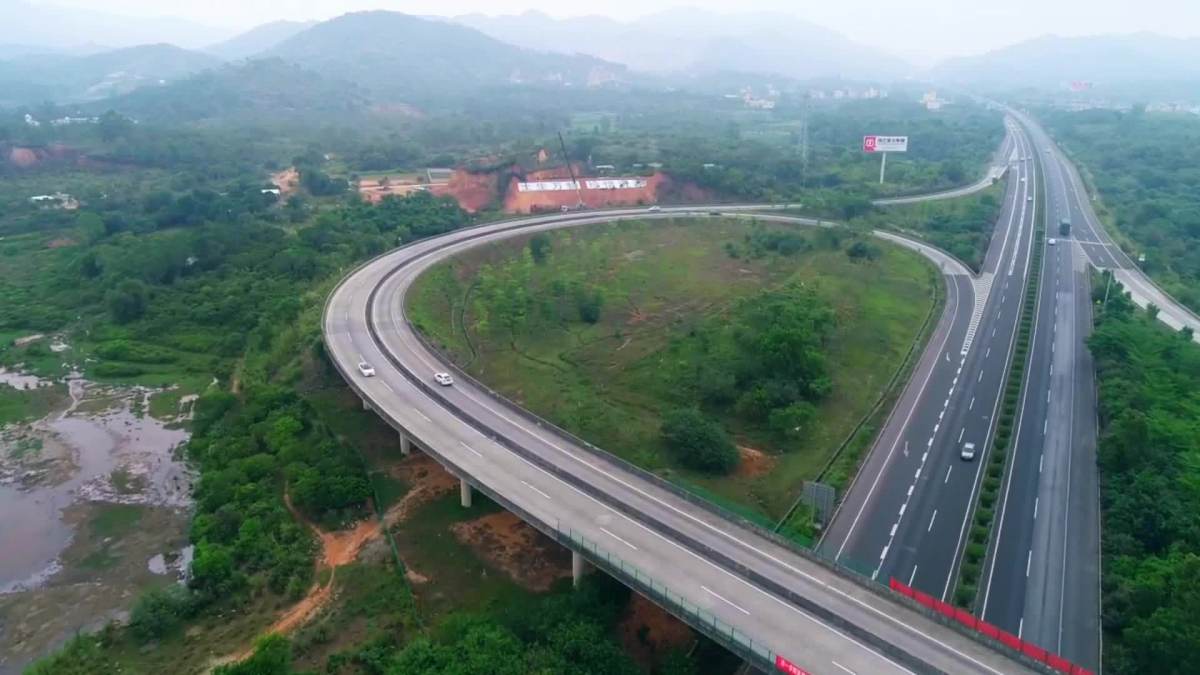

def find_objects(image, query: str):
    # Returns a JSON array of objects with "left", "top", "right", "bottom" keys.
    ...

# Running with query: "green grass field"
[{"left": 408, "top": 217, "right": 938, "bottom": 520}]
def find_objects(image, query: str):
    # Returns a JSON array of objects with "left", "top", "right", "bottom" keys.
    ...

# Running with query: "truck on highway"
[{"left": 1059, "top": 219, "right": 1071, "bottom": 237}]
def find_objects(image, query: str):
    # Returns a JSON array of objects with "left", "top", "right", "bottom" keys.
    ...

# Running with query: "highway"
[
  {"left": 323, "top": 205, "right": 1043, "bottom": 675},
  {"left": 1012, "top": 110, "right": 1200, "bottom": 342},
  {"left": 820, "top": 118, "right": 1040, "bottom": 606},
  {"left": 974, "top": 113, "right": 1109, "bottom": 670}
]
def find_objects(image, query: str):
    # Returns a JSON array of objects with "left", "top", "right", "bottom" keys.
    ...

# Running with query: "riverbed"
[{"left": 0, "top": 370, "right": 195, "bottom": 673}]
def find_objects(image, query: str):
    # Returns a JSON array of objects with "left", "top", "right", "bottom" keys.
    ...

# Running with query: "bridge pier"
[
  {"left": 399, "top": 432, "right": 411, "bottom": 456},
  {"left": 459, "top": 478, "right": 472, "bottom": 508},
  {"left": 571, "top": 550, "right": 588, "bottom": 588},
  {"left": 361, "top": 398, "right": 371, "bottom": 411}
]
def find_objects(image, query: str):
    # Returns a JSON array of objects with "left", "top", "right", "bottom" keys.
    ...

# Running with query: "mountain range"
[
  {"left": 453, "top": 9, "right": 908, "bottom": 81},
  {"left": 2, "top": 6, "right": 1198, "bottom": 113},
  {"left": 932, "top": 33, "right": 1200, "bottom": 88},
  {"left": 0, "top": 0, "right": 230, "bottom": 50}
]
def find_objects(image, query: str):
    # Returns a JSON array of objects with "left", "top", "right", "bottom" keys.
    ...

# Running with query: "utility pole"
[
  {"left": 557, "top": 131, "right": 585, "bottom": 210},
  {"left": 799, "top": 94, "right": 810, "bottom": 185}
]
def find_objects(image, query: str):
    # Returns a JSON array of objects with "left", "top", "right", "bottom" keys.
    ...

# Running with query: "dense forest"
[
  {"left": 1042, "top": 108, "right": 1200, "bottom": 311},
  {"left": 1089, "top": 275, "right": 1200, "bottom": 674}
]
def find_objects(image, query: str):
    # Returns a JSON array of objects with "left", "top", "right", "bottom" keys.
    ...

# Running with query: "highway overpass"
[{"left": 323, "top": 205, "right": 1047, "bottom": 675}]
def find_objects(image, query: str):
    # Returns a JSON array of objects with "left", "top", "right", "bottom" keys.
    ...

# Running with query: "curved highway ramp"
[{"left": 323, "top": 206, "right": 1046, "bottom": 675}]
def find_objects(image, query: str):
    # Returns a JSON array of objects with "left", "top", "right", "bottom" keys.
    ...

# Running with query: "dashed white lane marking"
[
  {"left": 958, "top": 428, "right": 965, "bottom": 442},
  {"left": 945, "top": 466, "right": 953, "bottom": 483},
  {"left": 702, "top": 585, "right": 751, "bottom": 616},
  {"left": 521, "top": 480, "right": 552, "bottom": 500},
  {"left": 908, "top": 565, "right": 918, "bottom": 586},
  {"left": 382, "top": 381, "right": 394, "bottom": 393},
  {"left": 1026, "top": 550, "right": 1033, "bottom": 578},
  {"left": 833, "top": 661, "right": 858, "bottom": 675},
  {"left": 978, "top": 370, "right": 984, "bottom": 383},
  {"left": 928, "top": 510, "right": 938, "bottom": 532},
  {"left": 459, "top": 441, "right": 482, "bottom": 458},
  {"left": 969, "top": 397, "right": 976, "bottom": 411},
  {"left": 600, "top": 526, "right": 638, "bottom": 551},
  {"left": 1019, "top": 617, "right": 1025, "bottom": 639},
  {"left": 415, "top": 409, "right": 431, "bottom": 423},
  {"left": 1034, "top": 497, "right": 1039, "bottom": 520},
  {"left": 1039, "top": 454, "right": 1044, "bottom": 473}
]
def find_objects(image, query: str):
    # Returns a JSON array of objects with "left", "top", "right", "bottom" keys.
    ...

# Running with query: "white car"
[
  {"left": 1021, "top": 177, "right": 1027, "bottom": 183},
  {"left": 1048, "top": 238, "right": 1057, "bottom": 246},
  {"left": 960, "top": 442, "right": 977, "bottom": 461},
  {"left": 357, "top": 361, "right": 376, "bottom": 377},
  {"left": 433, "top": 372, "right": 454, "bottom": 386},
  {"left": 1027, "top": 196, "right": 1033, "bottom": 202},
  {"left": 648, "top": 205, "right": 661, "bottom": 212}
]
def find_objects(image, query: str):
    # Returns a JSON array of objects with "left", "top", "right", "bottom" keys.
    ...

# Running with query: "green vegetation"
[
  {"left": 1088, "top": 275, "right": 1200, "bottom": 674},
  {"left": 953, "top": 161, "right": 1046, "bottom": 608},
  {"left": 409, "top": 218, "right": 936, "bottom": 521},
  {"left": 1041, "top": 108, "right": 1200, "bottom": 311},
  {"left": 0, "top": 382, "right": 64, "bottom": 426},
  {"left": 854, "top": 182, "right": 1005, "bottom": 271}
]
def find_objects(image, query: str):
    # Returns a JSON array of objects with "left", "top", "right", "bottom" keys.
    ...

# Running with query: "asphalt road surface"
[
  {"left": 821, "top": 119, "right": 1040, "bottom": 608},
  {"left": 974, "top": 113, "right": 1108, "bottom": 671},
  {"left": 324, "top": 205, "right": 1041, "bottom": 675}
]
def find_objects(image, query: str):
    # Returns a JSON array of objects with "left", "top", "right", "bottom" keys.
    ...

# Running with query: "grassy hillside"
[{"left": 408, "top": 217, "right": 938, "bottom": 525}]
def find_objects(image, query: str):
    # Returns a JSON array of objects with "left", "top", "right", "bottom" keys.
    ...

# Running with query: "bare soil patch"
[
  {"left": 450, "top": 512, "right": 571, "bottom": 591},
  {"left": 735, "top": 445, "right": 776, "bottom": 479},
  {"left": 617, "top": 593, "right": 695, "bottom": 669},
  {"left": 270, "top": 168, "right": 299, "bottom": 197}
]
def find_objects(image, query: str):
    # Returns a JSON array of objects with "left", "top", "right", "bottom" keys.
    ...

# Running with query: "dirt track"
[{"left": 210, "top": 454, "right": 456, "bottom": 669}]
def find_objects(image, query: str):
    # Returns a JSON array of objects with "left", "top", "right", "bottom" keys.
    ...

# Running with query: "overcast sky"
[{"left": 39, "top": 0, "right": 1200, "bottom": 63}]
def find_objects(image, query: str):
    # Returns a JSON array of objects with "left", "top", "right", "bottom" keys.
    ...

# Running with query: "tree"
[
  {"left": 97, "top": 110, "right": 133, "bottom": 142},
  {"left": 529, "top": 233, "right": 552, "bottom": 264},
  {"left": 129, "top": 585, "right": 193, "bottom": 642},
  {"left": 107, "top": 279, "right": 148, "bottom": 323},
  {"left": 660, "top": 408, "right": 738, "bottom": 474},
  {"left": 215, "top": 635, "right": 292, "bottom": 675},
  {"left": 846, "top": 240, "right": 881, "bottom": 262}
]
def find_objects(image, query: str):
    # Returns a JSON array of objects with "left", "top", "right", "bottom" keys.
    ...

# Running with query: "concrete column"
[
  {"left": 361, "top": 398, "right": 371, "bottom": 411},
  {"left": 399, "top": 432, "right": 411, "bottom": 456},
  {"left": 459, "top": 478, "right": 472, "bottom": 508},
  {"left": 572, "top": 550, "right": 588, "bottom": 588}
]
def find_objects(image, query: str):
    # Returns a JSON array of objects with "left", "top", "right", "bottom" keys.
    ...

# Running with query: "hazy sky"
[{"left": 39, "top": 0, "right": 1200, "bottom": 63}]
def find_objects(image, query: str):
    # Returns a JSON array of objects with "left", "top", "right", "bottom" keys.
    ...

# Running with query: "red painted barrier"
[
  {"left": 912, "top": 589, "right": 934, "bottom": 608},
  {"left": 775, "top": 654, "right": 810, "bottom": 675},
  {"left": 998, "top": 629, "right": 1023, "bottom": 651},
  {"left": 1046, "top": 654, "right": 1073, "bottom": 673},
  {"left": 954, "top": 607, "right": 977, "bottom": 629},
  {"left": 885, "top": 578, "right": 1094, "bottom": 675}
]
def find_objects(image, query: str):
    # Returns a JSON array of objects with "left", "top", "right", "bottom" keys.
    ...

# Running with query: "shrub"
[
  {"left": 660, "top": 408, "right": 738, "bottom": 474},
  {"left": 129, "top": 585, "right": 193, "bottom": 642}
]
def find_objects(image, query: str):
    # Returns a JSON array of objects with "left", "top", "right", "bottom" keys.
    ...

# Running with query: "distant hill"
[
  {"left": 100, "top": 58, "right": 370, "bottom": 124},
  {"left": 454, "top": 9, "right": 909, "bottom": 81},
  {"left": 0, "top": 43, "right": 220, "bottom": 106},
  {"left": 206, "top": 20, "right": 316, "bottom": 60},
  {"left": 263, "top": 11, "right": 628, "bottom": 100},
  {"left": 931, "top": 33, "right": 1200, "bottom": 88},
  {"left": 0, "top": 0, "right": 231, "bottom": 50}
]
